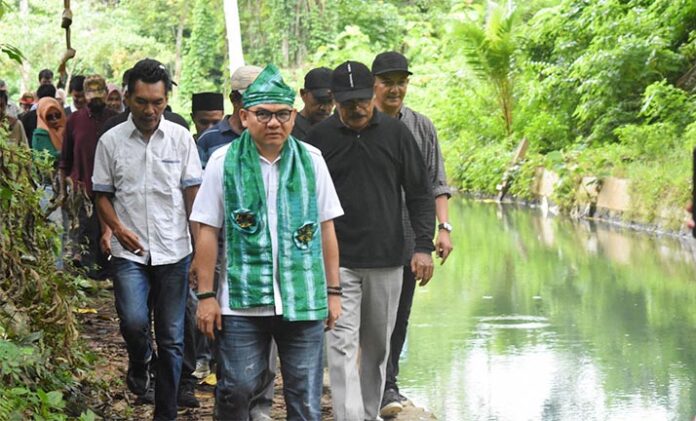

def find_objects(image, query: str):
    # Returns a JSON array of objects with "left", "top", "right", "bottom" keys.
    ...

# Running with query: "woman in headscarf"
[
  {"left": 33, "top": 97, "right": 67, "bottom": 269},
  {"left": 33, "top": 96, "right": 66, "bottom": 165},
  {"left": 106, "top": 83, "right": 124, "bottom": 113}
]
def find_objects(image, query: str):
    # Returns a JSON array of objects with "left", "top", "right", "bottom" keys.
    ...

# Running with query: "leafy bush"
[
  {"left": 0, "top": 129, "right": 96, "bottom": 418},
  {"left": 434, "top": 0, "right": 696, "bottom": 227}
]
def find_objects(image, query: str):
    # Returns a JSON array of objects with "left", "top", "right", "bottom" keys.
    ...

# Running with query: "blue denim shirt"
[{"left": 197, "top": 116, "right": 240, "bottom": 169}]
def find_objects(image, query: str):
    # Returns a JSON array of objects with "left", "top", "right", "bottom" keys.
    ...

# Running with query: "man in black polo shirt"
[
  {"left": 305, "top": 61, "right": 435, "bottom": 421},
  {"left": 291, "top": 67, "right": 333, "bottom": 140}
]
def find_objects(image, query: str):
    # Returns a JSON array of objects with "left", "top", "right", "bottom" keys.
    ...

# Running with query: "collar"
[
  {"left": 397, "top": 105, "right": 413, "bottom": 121},
  {"left": 212, "top": 114, "right": 243, "bottom": 136},
  {"left": 215, "top": 115, "right": 234, "bottom": 134},
  {"left": 126, "top": 113, "right": 165, "bottom": 140},
  {"left": 259, "top": 153, "right": 282, "bottom": 166}
]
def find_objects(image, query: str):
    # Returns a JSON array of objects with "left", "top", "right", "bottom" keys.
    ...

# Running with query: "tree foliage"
[
  {"left": 452, "top": 2, "right": 518, "bottom": 136},
  {"left": 179, "top": 0, "right": 227, "bottom": 110},
  {"left": 0, "top": 130, "right": 96, "bottom": 417}
]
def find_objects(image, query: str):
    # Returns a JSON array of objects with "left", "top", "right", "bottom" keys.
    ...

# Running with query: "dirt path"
[{"left": 79, "top": 288, "right": 436, "bottom": 420}]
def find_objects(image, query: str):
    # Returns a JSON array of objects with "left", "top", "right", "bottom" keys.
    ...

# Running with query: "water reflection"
[{"left": 399, "top": 198, "right": 696, "bottom": 420}]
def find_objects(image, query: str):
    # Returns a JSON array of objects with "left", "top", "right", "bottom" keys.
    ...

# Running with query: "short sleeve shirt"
[
  {"left": 190, "top": 141, "right": 343, "bottom": 316},
  {"left": 92, "top": 114, "right": 202, "bottom": 265}
]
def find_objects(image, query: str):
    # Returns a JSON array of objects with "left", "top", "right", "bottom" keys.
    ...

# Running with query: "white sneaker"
[
  {"left": 192, "top": 360, "right": 211, "bottom": 379},
  {"left": 379, "top": 401, "right": 403, "bottom": 418},
  {"left": 380, "top": 388, "right": 404, "bottom": 418}
]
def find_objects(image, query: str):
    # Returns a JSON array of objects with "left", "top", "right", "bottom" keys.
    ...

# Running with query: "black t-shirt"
[
  {"left": 291, "top": 112, "right": 313, "bottom": 140},
  {"left": 305, "top": 110, "right": 435, "bottom": 268},
  {"left": 21, "top": 109, "right": 37, "bottom": 147}
]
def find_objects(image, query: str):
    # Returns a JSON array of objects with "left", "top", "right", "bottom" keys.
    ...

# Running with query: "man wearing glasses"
[
  {"left": 305, "top": 61, "right": 435, "bottom": 421},
  {"left": 197, "top": 65, "right": 262, "bottom": 169},
  {"left": 292, "top": 67, "right": 334, "bottom": 140},
  {"left": 190, "top": 64, "right": 343, "bottom": 420}
]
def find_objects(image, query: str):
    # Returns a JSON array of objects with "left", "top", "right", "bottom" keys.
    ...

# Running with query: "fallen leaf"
[
  {"left": 201, "top": 373, "right": 217, "bottom": 386},
  {"left": 76, "top": 308, "right": 98, "bottom": 314}
]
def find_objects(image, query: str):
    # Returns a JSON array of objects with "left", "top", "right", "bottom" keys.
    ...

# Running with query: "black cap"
[
  {"left": 304, "top": 67, "right": 332, "bottom": 100},
  {"left": 371, "top": 51, "right": 412, "bottom": 76},
  {"left": 331, "top": 61, "right": 374, "bottom": 103},
  {"left": 192, "top": 92, "right": 224, "bottom": 112}
]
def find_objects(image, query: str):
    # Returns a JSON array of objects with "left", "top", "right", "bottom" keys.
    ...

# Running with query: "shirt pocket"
[{"left": 151, "top": 156, "right": 183, "bottom": 192}]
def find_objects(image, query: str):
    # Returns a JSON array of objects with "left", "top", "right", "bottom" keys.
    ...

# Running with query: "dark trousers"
[
  {"left": 112, "top": 255, "right": 190, "bottom": 420},
  {"left": 67, "top": 204, "right": 108, "bottom": 278},
  {"left": 215, "top": 316, "right": 324, "bottom": 421},
  {"left": 385, "top": 265, "right": 416, "bottom": 392},
  {"left": 182, "top": 287, "right": 198, "bottom": 388}
]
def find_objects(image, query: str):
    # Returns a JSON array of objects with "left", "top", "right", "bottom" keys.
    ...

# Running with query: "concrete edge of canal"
[{"left": 490, "top": 168, "right": 692, "bottom": 238}]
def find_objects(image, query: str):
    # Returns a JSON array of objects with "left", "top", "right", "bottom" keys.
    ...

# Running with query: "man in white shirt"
[
  {"left": 190, "top": 64, "right": 342, "bottom": 420},
  {"left": 92, "top": 58, "right": 202, "bottom": 421}
]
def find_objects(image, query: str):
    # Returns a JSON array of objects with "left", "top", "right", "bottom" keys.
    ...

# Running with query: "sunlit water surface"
[{"left": 398, "top": 198, "right": 696, "bottom": 421}]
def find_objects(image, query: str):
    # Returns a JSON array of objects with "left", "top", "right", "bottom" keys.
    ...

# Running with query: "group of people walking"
[{"left": 0, "top": 51, "right": 453, "bottom": 421}]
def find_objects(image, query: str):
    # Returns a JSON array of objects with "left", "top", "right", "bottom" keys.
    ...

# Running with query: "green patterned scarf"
[{"left": 223, "top": 130, "right": 328, "bottom": 321}]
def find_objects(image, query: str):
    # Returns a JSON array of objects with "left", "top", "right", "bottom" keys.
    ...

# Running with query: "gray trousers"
[{"left": 326, "top": 266, "right": 403, "bottom": 421}]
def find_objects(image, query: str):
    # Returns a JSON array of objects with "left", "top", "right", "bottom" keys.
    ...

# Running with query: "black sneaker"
[
  {"left": 177, "top": 382, "right": 200, "bottom": 408},
  {"left": 379, "top": 388, "right": 403, "bottom": 418},
  {"left": 397, "top": 391, "right": 409, "bottom": 404},
  {"left": 126, "top": 360, "right": 151, "bottom": 396},
  {"left": 134, "top": 381, "right": 155, "bottom": 405}
]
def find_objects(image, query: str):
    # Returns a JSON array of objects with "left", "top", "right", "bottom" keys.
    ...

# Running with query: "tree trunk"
[
  {"left": 173, "top": 11, "right": 185, "bottom": 89},
  {"left": 223, "top": 0, "right": 245, "bottom": 74},
  {"left": 19, "top": 0, "right": 30, "bottom": 92}
]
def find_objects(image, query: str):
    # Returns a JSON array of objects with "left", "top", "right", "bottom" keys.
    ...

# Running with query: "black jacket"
[{"left": 306, "top": 110, "right": 434, "bottom": 268}]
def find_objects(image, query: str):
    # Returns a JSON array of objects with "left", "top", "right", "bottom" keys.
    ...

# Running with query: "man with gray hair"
[{"left": 371, "top": 50, "right": 453, "bottom": 418}]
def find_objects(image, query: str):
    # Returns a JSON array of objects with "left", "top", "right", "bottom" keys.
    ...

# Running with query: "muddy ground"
[{"left": 78, "top": 288, "right": 436, "bottom": 420}]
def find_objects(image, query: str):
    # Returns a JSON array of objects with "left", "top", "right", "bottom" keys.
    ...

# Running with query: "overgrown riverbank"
[{"left": 399, "top": 1, "right": 696, "bottom": 234}]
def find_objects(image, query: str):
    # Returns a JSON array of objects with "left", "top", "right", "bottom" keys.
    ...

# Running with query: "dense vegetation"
[
  {"left": 434, "top": 0, "right": 696, "bottom": 228},
  {"left": 4, "top": 0, "right": 694, "bottom": 227},
  {"left": 1, "top": 0, "right": 696, "bottom": 416}
]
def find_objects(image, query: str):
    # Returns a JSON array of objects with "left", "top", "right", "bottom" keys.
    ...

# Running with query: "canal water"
[{"left": 398, "top": 198, "right": 696, "bottom": 421}]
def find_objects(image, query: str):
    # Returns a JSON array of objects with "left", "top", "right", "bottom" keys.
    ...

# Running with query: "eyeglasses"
[
  {"left": 250, "top": 109, "right": 293, "bottom": 124},
  {"left": 46, "top": 112, "right": 62, "bottom": 122}
]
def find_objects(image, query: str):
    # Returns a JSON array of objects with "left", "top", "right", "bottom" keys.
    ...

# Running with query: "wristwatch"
[{"left": 438, "top": 222, "right": 453, "bottom": 233}]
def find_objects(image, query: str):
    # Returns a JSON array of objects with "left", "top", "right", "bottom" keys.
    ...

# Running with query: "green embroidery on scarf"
[{"left": 223, "top": 130, "right": 328, "bottom": 321}]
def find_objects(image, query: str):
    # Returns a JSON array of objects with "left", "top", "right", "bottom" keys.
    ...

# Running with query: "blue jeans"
[
  {"left": 215, "top": 316, "right": 324, "bottom": 421},
  {"left": 112, "top": 255, "right": 190, "bottom": 421}
]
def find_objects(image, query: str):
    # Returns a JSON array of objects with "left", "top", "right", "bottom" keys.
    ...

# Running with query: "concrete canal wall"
[{"left": 528, "top": 168, "right": 688, "bottom": 236}]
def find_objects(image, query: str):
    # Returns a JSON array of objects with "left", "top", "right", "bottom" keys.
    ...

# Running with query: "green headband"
[{"left": 242, "top": 64, "right": 295, "bottom": 108}]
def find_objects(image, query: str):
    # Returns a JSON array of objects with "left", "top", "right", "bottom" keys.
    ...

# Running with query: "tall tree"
[
  {"left": 179, "top": 0, "right": 226, "bottom": 108},
  {"left": 224, "top": 0, "right": 244, "bottom": 72}
]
